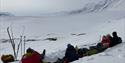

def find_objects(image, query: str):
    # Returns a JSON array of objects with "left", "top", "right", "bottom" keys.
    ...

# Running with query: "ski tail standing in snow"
[
  {"left": 110, "top": 31, "right": 122, "bottom": 47},
  {"left": 21, "top": 48, "right": 44, "bottom": 63}
]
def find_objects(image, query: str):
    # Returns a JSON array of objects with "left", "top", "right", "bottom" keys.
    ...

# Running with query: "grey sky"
[{"left": 0, "top": 0, "right": 98, "bottom": 16}]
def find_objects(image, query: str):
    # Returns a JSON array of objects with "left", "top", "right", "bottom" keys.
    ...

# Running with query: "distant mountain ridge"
[
  {"left": 1, "top": 0, "right": 124, "bottom": 16},
  {"left": 39, "top": 0, "right": 124, "bottom": 16},
  {"left": 68, "top": 0, "right": 124, "bottom": 15},
  {"left": 0, "top": 12, "right": 14, "bottom": 16}
]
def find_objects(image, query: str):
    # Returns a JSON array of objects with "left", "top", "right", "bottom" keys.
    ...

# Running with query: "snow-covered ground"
[
  {"left": 0, "top": 0, "right": 125, "bottom": 63},
  {"left": 73, "top": 42, "right": 125, "bottom": 63}
]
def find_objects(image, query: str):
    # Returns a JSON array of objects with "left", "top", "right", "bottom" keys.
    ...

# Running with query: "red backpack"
[{"left": 21, "top": 51, "right": 42, "bottom": 63}]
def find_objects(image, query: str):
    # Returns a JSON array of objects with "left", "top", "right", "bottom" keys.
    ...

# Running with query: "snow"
[
  {"left": 0, "top": 0, "right": 125, "bottom": 63},
  {"left": 106, "top": 0, "right": 125, "bottom": 11},
  {"left": 72, "top": 42, "right": 125, "bottom": 63}
]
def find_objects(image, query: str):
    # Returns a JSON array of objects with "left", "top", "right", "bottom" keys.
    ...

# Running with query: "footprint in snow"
[
  {"left": 117, "top": 49, "right": 122, "bottom": 52},
  {"left": 118, "top": 54, "right": 125, "bottom": 59},
  {"left": 99, "top": 53, "right": 113, "bottom": 57},
  {"left": 87, "top": 57, "right": 94, "bottom": 61},
  {"left": 123, "top": 55, "right": 125, "bottom": 58}
]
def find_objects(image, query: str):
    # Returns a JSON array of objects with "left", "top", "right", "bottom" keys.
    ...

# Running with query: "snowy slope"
[
  {"left": 1, "top": 0, "right": 106, "bottom": 16},
  {"left": 0, "top": 0, "right": 125, "bottom": 63},
  {"left": 72, "top": 42, "right": 125, "bottom": 63},
  {"left": 106, "top": 0, "right": 125, "bottom": 11},
  {"left": 0, "top": 12, "right": 125, "bottom": 63},
  {"left": 42, "top": 0, "right": 125, "bottom": 16},
  {"left": 71, "top": 18, "right": 125, "bottom": 63},
  {"left": 1, "top": 0, "right": 124, "bottom": 16}
]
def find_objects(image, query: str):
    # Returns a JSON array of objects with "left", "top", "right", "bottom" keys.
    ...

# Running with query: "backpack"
[{"left": 1, "top": 54, "right": 15, "bottom": 63}]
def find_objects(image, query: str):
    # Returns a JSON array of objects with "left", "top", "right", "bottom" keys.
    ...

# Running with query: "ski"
[{"left": 7, "top": 27, "right": 17, "bottom": 60}]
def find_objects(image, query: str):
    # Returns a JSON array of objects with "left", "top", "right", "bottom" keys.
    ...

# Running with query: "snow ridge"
[
  {"left": 43, "top": 0, "right": 123, "bottom": 16},
  {"left": 0, "top": 12, "right": 14, "bottom": 16}
]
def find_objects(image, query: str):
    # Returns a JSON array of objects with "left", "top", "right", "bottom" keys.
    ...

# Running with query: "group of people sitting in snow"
[
  {"left": 62, "top": 31, "right": 122, "bottom": 63},
  {"left": 1, "top": 31, "right": 122, "bottom": 63},
  {"left": 102, "top": 31, "right": 122, "bottom": 48}
]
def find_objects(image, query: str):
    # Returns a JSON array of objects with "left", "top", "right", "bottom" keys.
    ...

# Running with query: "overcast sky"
[{"left": 0, "top": 0, "right": 98, "bottom": 16}]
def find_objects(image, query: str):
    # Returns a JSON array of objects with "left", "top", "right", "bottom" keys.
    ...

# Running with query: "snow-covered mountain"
[
  {"left": 106, "top": 0, "right": 125, "bottom": 11},
  {"left": 68, "top": 0, "right": 118, "bottom": 14},
  {"left": 0, "top": 0, "right": 125, "bottom": 63},
  {"left": 0, "top": 12, "right": 14, "bottom": 16},
  {"left": 39, "top": 0, "right": 125, "bottom": 16},
  {"left": 1, "top": 0, "right": 125, "bottom": 16}
]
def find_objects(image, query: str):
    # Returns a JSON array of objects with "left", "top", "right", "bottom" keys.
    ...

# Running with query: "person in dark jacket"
[
  {"left": 64, "top": 44, "right": 79, "bottom": 62},
  {"left": 110, "top": 32, "right": 122, "bottom": 47}
]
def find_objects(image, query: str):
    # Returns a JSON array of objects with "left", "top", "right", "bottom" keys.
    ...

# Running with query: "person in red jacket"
[
  {"left": 21, "top": 48, "right": 42, "bottom": 63},
  {"left": 101, "top": 35, "right": 111, "bottom": 48},
  {"left": 106, "top": 34, "right": 112, "bottom": 47}
]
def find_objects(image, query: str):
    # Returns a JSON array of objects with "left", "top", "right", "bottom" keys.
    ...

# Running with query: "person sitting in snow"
[
  {"left": 63, "top": 44, "right": 79, "bottom": 62},
  {"left": 106, "top": 34, "right": 113, "bottom": 47},
  {"left": 21, "top": 48, "right": 43, "bottom": 63},
  {"left": 110, "top": 31, "right": 122, "bottom": 47},
  {"left": 101, "top": 35, "right": 111, "bottom": 48}
]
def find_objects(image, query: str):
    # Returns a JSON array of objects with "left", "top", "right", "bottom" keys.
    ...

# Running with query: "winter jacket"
[
  {"left": 64, "top": 44, "right": 79, "bottom": 62},
  {"left": 21, "top": 51, "right": 42, "bottom": 63},
  {"left": 110, "top": 36, "right": 122, "bottom": 47},
  {"left": 101, "top": 36, "right": 110, "bottom": 48}
]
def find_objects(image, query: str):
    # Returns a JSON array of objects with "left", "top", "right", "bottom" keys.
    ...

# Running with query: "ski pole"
[
  {"left": 17, "top": 36, "right": 23, "bottom": 57},
  {"left": 7, "top": 27, "right": 17, "bottom": 60},
  {"left": 24, "top": 36, "right": 26, "bottom": 54}
]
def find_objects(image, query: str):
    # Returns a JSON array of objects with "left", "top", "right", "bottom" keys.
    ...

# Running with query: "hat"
[
  {"left": 26, "top": 48, "right": 34, "bottom": 53},
  {"left": 112, "top": 31, "right": 117, "bottom": 37}
]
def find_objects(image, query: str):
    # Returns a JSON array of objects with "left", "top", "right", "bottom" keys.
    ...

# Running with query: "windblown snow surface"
[{"left": 0, "top": 0, "right": 125, "bottom": 63}]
